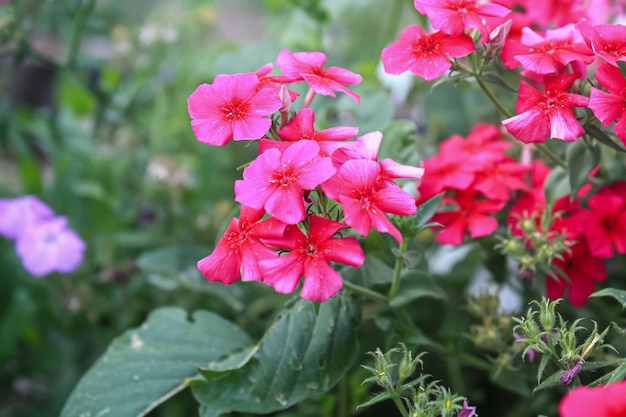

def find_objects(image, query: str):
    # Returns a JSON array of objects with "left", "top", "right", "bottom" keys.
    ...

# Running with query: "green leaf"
[
  {"left": 586, "top": 124, "right": 626, "bottom": 153},
  {"left": 415, "top": 193, "right": 444, "bottom": 230},
  {"left": 533, "top": 370, "right": 563, "bottom": 393},
  {"left": 192, "top": 292, "right": 361, "bottom": 416},
  {"left": 481, "top": 72, "right": 517, "bottom": 92},
  {"left": 591, "top": 288, "right": 626, "bottom": 309},
  {"left": 566, "top": 140, "right": 600, "bottom": 198},
  {"left": 60, "top": 308, "right": 253, "bottom": 417},
  {"left": 389, "top": 271, "right": 447, "bottom": 308},
  {"left": 544, "top": 166, "right": 570, "bottom": 205},
  {"left": 607, "top": 361, "right": 626, "bottom": 384}
]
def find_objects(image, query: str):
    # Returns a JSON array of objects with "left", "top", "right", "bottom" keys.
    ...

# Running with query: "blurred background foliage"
[{"left": 2, "top": 1, "right": 624, "bottom": 417}]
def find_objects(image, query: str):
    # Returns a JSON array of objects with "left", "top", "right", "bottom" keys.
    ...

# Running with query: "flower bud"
[{"left": 560, "top": 360, "right": 583, "bottom": 385}]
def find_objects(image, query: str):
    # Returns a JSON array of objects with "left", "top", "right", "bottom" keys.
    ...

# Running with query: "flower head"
[
  {"left": 502, "top": 74, "right": 589, "bottom": 143},
  {"left": 187, "top": 72, "right": 282, "bottom": 146},
  {"left": 382, "top": 25, "right": 475, "bottom": 81},
  {"left": 259, "top": 215, "right": 365, "bottom": 302},
  {"left": 197, "top": 206, "right": 287, "bottom": 284},
  {"left": 559, "top": 380, "right": 626, "bottom": 417},
  {"left": 234, "top": 140, "right": 336, "bottom": 224},
  {"left": 16, "top": 216, "right": 86, "bottom": 277},
  {"left": 276, "top": 49, "right": 363, "bottom": 102},
  {"left": 0, "top": 195, "right": 54, "bottom": 239}
]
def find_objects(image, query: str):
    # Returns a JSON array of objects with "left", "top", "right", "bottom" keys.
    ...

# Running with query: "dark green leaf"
[
  {"left": 533, "top": 370, "right": 563, "bottom": 393},
  {"left": 389, "top": 271, "right": 447, "bottom": 308},
  {"left": 481, "top": 72, "right": 517, "bottom": 92},
  {"left": 192, "top": 292, "right": 361, "bottom": 416},
  {"left": 544, "top": 166, "right": 569, "bottom": 205},
  {"left": 566, "top": 140, "right": 600, "bottom": 198},
  {"left": 591, "top": 288, "right": 626, "bottom": 309},
  {"left": 415, "top": 193, "right": 444, "bottom": 229},
  {"left": 60, "top": 308, "right": 253, "bottom": 417},
  {"left": 586, "top": 124, "right": 626, "bottom": 153}
]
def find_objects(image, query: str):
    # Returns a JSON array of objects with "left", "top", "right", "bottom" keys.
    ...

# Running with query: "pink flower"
[
  {"left": 322, "top": 159, "right": 417, "bottom": 243},
  {"left": 501, "top": 25, "right": 593, "bottom": 77},
  {"left": 234, "top": 140, "right": 336, "bottom": 224},
  {"left": 577, "top": 20, "right": 626, "bottom": 67},
  {"left": 589, "top": 62, "right": 626, "bottom": 145},
  {"left": 381, "top": 25, "right": 475, "bottom": 81},
  {"left": 259, "top": 215, "right": 365, "bottom": 302},
  {"left": 16, "top": 216, "right": 86, "bottom": 277},
  {"left": 197, "top": 206, "right": 287, "bottom": 284},
  {"left": 559, "top": 380, "right": 626, "bottom": 417},
  {"left": 276, "top": 49, "right": 363, "bottom": 102},
  {"left": 187, "top": 72, "right": 282, "bottom": 146},
  {"left": 502, "top": 74, "right": 589, "bottom": 143},
  {"left": 0, "top": 195, "right": 54, "bottom": 239},
  {"left": 414, "top": 0, "right": 511, "bottom": 44}
]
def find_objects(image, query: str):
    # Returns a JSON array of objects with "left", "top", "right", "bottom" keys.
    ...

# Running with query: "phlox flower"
[
  {"left": 322, "top": 158, "right": 417, "bottom": 243},
  {"left": 583, "top": 183, "right": 626, "bottom": 258},
  {"left": 234, "top": 140, "right": 336, "bottom": 224},
  {"left": 502, "top": 74, "right": 589, "bottom": 143},
  {"left": 414, "top": 0, "right": 511, "bottom": 44},
  {"left": 16, "top": 216, "right": 86, "bottom": 277},
  {"left": 501, "top": 25, "right": 594, "bottom": 78},
  {"left": 187, "top": 72, "right": 282, "bottom": 146},
  {"left": 472, "top": 157, "right": 530, "bottom": 201},
  {"left": 259, "top": 215, "right": 365, "bottom": 302},
  {"left": 559, "top": 380, "right": 626, "bottom": 417},
  {"left": 381, "top": 25, "right": 475, "bottom": 81},
  {"left": 577, "top": 20, "right": 626, "bottom": 67},
  {"left": 0, "top": 195, "right": 54, "bottom": 239},
  {"left": 459, "top": 400, "right": 477, "bottom": 417},
  {"left": 548, "top": 241, "right": 606, "bottom": 307},
  {"left": 589, "top": 62, "right": 626, "bottom": 145},
  {"left": 432, "top": 190, "right": 506, "bottom": 245},
  {"left": 276, "top": 49, "right": 362, "bottom": 102},
  {"left": 197, "top": 206, "right": 287, "bottom": 284}
]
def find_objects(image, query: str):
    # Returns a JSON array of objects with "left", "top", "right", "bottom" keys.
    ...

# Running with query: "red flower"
[
  {"left": 583, "top": 183, "right": 626, "bottom": 258},
  {"left": 559, "top": 380, "right": 626, "bottom": 417},
  {"left": 589, "top": 62, "right": 626, "bottom": 145},
  {"left": 548, "top": 241, "right": 606, "bottom": 307},
  {"left": 197, "top": 206, "right": 287, "bottom": 284},
  {"left": 432, "top": 190, "right": 506, "bottom": 245},
  {"left": 276, "top": 49, "right": 362, "bottom": 102},
  {"left": 259, "top": 215, "right": 365, "bottom": 302},
  {"left": 502, "top": 74, "right": 589, "bottom": 143},
  {"left": 187, "top": 72, "right": 282, "bottom": 146},
  {"left": 381, "top": 25, "right": 475, "bottom": 81}
]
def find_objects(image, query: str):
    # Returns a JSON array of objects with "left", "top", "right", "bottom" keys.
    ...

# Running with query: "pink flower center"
[
  {"left": 221, "top": 100, "right": 248, "bottom": 122},
  {"left": 306, "top": 243, "right": 317, "bottom": 256},
  {"left": 414, "top": 37, "right": 441, "bottom": 55},
  {"left": 541, "top": 91, "right": 564, "bottom": 110},
  {"left": 270, "top": 167, "right": 299, "bottom": 188}
]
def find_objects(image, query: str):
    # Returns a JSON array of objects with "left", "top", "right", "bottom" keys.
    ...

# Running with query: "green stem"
[
  {"left": 391, "top": 393, "right": 410, "bottom": 417},
  {"left": 535, "top": 143, "right": 568, "bottom": 169},
  {"left": 343, "top": 280, "right": 389, "bottom": 303},
  {"left": 474, "top": 75, "right": 512, "bottom": 118},
  {"left": 389, "top": 240, "right": 408, "bottom": 300},
  {"left": 66, "top": 0, "right": 96, "bottom": 69}
]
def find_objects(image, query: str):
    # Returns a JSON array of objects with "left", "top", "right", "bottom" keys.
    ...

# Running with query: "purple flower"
[
  {"left": 0, "top": 196, "right": 54, "bottom": 239},
  {"left": 16, "top": 216, "right": 86, "bottom": 277},
  {"left": 459, "top": 399, "right": 477, "bottom": 417}
]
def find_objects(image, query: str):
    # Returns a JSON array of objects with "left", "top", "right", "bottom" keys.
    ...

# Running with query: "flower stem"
[
  {"left": 389, "top": 240, "right": 408, "bottom": 300},
  {"left": 67, "top": 0, "right": 96, "bottom": 69},
  {"left": 535, "top": 143, "right": 568, "bottom": 169},
  {"left": 302, "top": 88, "right": 316, "bottom": 109},
  {"left": 343, "top": 280, "right": 389, "bottom": 303}
]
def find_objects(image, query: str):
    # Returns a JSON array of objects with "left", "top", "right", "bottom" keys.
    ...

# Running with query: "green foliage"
[{"left": 60, "top": 308, "right": 253, "bottom": 417}]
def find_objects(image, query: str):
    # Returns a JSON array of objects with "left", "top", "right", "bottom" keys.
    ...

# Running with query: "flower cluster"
[
  {"left": 0, "top": 195, "right": 86, "bottom": 277},
  {"left": 417, "top": 123, "right": 529, "bottom": 245},
  {"left": 559, "top": 380, "right": 626, "bottom": 417},
  {"left": 187, "top": 49, "right": 424, "bottom": 302},
  {"left": 383, "top": 0, "right": 626, "bottom": 145}
]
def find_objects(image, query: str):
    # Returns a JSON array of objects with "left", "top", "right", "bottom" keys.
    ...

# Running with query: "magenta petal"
[
  {"left": 297, "top": 157, "right": 336, "bottom": 189},
  {"left": 320, "top": 236, "right": 365, "bottom": 268},
  {"left": 549, "top": 110, "right": 584, "bottom": 142},
  {"left": 260, "top": 254, "right": 304, "bottom": 293},
  {"left": 231, "top": 117, "right": 273, "bottom": 141},
  {"left": 301, "top": 260, "right": 343, "bottom": 302},
  {"left": 503, "top": 110, "right": 550, "bottom": 143},
  {"left": 340, "top": 197, "right": 372, "bottom": 237},
  {"left": 198, "top": 246, "right": 242, "bottom": 285}
]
